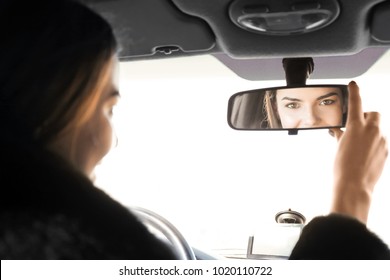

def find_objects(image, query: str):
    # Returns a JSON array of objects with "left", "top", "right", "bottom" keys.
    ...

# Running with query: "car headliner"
[{"left": 83, "top": 0, "right": 390, "bottom": 80}]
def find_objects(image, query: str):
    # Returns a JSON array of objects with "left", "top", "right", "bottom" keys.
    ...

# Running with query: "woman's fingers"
[
  {"left": 364, "top": 111, "right": 381, "bottom": 126},
  {"left": 329, "top": 128, "right": 343, "bottom": 141},
  {"left": 347, "top": 81, "right": 364, "bottom": 125}
]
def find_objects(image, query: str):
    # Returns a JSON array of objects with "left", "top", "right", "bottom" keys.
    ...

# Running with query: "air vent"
[{"left": 275, "top": 209, "right": 306, "bottom": 224}]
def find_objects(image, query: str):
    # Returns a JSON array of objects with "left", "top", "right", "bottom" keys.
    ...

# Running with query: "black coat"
[
  {"left": 290, "top": 214, "right": 390, "bottom": 259},
  {"left": 0, "top": 142, "right": 176, "bottom": 259}
]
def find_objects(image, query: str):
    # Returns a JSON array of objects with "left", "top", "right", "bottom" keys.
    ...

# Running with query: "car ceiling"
[{"left": 83, "top": 0, "right": 390, "bottom": 80}]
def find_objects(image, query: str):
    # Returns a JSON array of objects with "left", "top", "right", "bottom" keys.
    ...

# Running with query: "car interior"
[{"left": 82, "top": 0, "right": 390, "bottom": 259}]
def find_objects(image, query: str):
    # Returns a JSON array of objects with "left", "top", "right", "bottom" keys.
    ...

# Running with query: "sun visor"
[{"left": 84, "top": 0, "right": 216, "bottom": 60}]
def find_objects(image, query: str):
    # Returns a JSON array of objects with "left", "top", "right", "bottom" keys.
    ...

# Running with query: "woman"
[
  {"left": 0, "top": 0, "right": 175, "bottom": 259},
  {"left": 0, "top": 0, "right": 388, "bottom": 260}
]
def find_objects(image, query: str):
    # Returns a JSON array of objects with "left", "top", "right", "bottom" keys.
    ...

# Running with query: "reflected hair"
[{"left": 263, "top": 90, "right": 282, "bottom": 128}]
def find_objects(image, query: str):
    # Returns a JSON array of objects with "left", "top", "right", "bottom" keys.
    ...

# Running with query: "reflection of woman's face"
[{"left": 275, "top": 87, "right": 343, "bottom": 128}]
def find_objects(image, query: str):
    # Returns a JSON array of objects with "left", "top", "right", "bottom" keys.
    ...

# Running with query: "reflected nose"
[{"left": 301, "top": 107, "right": 321, "bottom": 127}]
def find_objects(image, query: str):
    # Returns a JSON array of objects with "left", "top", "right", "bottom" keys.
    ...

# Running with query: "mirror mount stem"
[
  {"left": 288, "top": 129, "right": 298, "bottom": 135},
  {"left": 282, "top": 58, "right": 314, "bottom": 86}
]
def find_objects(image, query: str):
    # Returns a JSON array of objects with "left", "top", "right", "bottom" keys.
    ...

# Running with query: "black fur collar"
[{"left": 0, "top": 143, "right": 175, "bottom": 259}]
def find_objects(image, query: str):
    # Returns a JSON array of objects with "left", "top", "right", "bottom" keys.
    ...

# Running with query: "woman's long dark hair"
[{"left": 0, "top": 0, "right": 117, "bottom": 147}]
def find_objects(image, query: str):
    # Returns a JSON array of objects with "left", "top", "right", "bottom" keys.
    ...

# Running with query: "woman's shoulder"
[
  {"left": 0, "top": 144, "right": 176, "bottom": 259},
  {"left": 289, "top": 214, "right": 390, "bottom": 260}
]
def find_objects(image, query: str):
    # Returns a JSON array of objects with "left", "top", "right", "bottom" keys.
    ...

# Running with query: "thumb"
[{"left": 329, "top": 128, "right": 343, "bottom": 141}]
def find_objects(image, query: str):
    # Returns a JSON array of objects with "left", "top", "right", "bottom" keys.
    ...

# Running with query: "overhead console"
[{"left": 172, "top": 0, "right": 390, "bottom": 58}]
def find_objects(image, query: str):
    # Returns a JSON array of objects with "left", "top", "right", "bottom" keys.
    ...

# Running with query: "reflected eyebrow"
[
  {"left": 281, "top": 92, "right": 339, "bottom": 102},
  {"left": 281, "top": 97, "right": 301, "bottom": 102},
  {"left": 316, "top": 92, "right": 338, "bottom": 100}
]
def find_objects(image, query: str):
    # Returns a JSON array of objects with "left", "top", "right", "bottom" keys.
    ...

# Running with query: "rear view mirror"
[{"left": 228, "top": 85, "right": 348, "bottom": 132}]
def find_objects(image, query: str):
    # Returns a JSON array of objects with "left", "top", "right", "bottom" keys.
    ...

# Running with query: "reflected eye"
[
  {"left": 285, "top": 102, "right": 300, "bottom": 109},
  {"left": 320, "top": 99, "right": 336, "bottom": 106}
]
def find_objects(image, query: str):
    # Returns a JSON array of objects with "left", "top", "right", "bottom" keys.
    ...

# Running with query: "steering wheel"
[{"left": 129, "top": 206, "right": 196, "bottom": 260}]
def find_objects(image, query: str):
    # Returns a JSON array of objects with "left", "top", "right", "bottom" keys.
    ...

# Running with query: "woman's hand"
[{"left": 329, "top": 81, "right": 388, "bottom": 224}]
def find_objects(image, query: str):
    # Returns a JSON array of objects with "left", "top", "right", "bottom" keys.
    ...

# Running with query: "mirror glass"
[{"left": 228, "top": 85, "right": 348, "bottom": 130}]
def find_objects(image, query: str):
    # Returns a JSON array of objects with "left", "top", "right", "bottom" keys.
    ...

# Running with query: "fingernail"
[{"left": 328, "top": 129, "right": 334, "bottom": 137}]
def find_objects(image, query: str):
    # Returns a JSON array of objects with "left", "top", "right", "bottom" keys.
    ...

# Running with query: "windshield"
[{"left": 95, "top": 51, "right": 390, "bottom": 259}]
